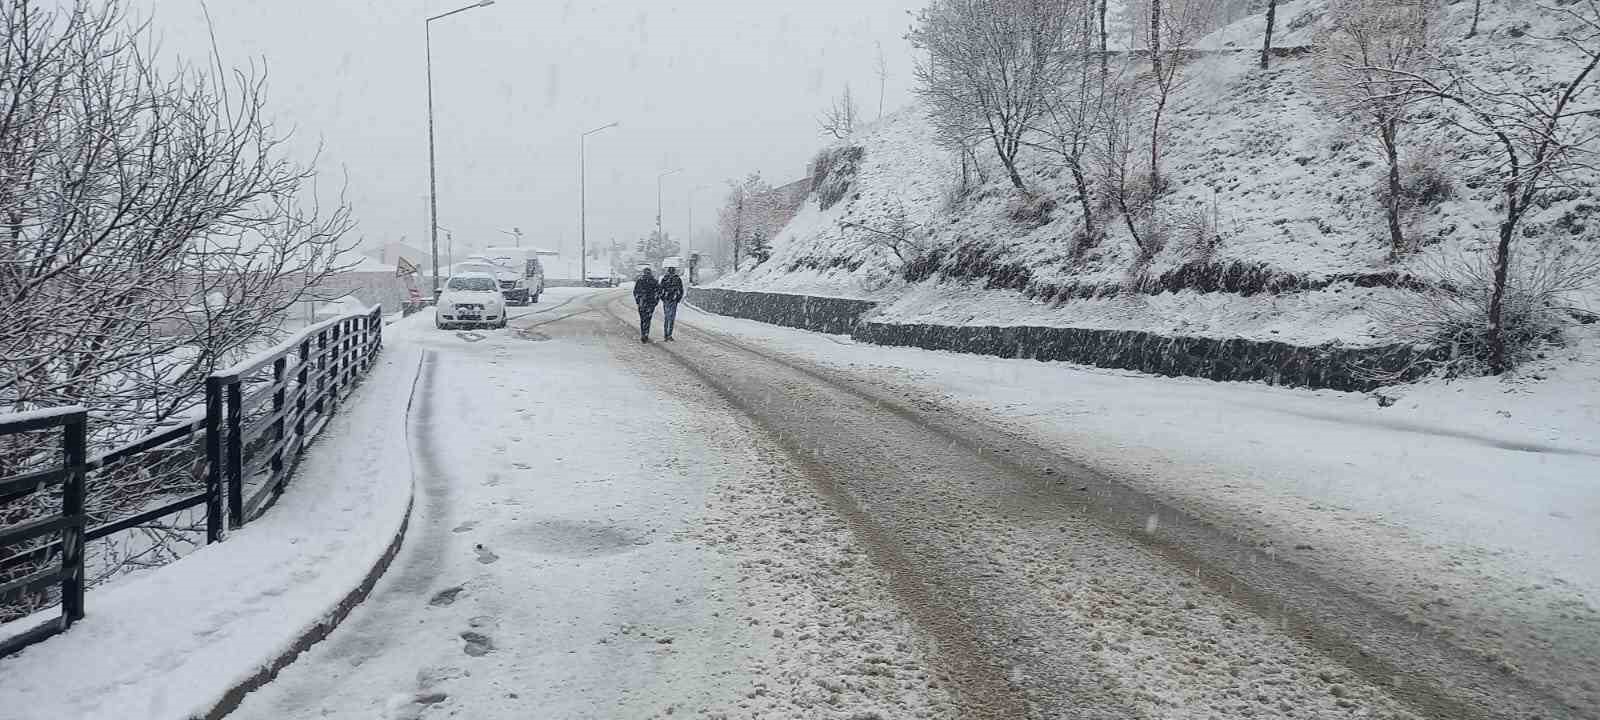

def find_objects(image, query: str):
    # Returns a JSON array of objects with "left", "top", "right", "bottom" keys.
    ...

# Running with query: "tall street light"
[
  {"left": 656, "top": 169, "right": 681, "bottom": 242},
  {"left": 426, "top": 0, "right": 496, "bottom": 298},
  {"left": 437, "top": 225, "right": 456, "bottom": 269},
  {"left": 580, "top": 121, "right": 619, "bottom": 282}
]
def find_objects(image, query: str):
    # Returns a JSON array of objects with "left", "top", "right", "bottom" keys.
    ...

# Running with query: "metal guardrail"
[{"left": 0, "top": 306, "right": 384, "bottom": 658}]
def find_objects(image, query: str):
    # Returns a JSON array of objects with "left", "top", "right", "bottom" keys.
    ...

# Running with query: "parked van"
[{"left": 473, "top": 248, "right": 546, "bottom": 305}]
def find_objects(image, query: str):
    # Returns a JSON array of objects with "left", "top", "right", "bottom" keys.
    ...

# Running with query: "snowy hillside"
[{"left": 714, "top": 0, "right": 1598, "bottom": 351}]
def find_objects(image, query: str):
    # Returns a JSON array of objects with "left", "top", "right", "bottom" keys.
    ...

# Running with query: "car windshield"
[{"left": 447, "top": 277, "right": 495, "bottom": 292}]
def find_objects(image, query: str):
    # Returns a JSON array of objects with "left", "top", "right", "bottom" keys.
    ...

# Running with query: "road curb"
[{"left": 198, "top": 351, "right": 428, "bottom": 720}]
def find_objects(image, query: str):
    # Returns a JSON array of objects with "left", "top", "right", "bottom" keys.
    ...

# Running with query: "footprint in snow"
[
  {"left": 460, "top": 631, "right": 495, "bottom": 656},
  {"left": 383, "top": 691, "right": 448, "bottom": 720},
  {"left": 452, "top": 521, "right": 477, "bottom": 534},
  {"left": 474, "top": 544, "right": 499, "bottom": 564},
  {"left": 429, "top": 586, "right": 465, "bottom": 607}
]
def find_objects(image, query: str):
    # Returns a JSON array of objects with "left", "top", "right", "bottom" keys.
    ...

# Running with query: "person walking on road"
[
  {"left": 633, "top": 267, "right": 661, "bottom": 343},
  {"left": 659, "top": 264, "right": 684, "bottom": 342}
]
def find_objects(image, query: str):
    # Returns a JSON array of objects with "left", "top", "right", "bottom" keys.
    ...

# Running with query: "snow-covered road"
[
  {"left": 228, "top": 289, "right": 953, "bottom": 720},
  {"left": 223, "top": 287, "right": 1593, "bottom": 720}
]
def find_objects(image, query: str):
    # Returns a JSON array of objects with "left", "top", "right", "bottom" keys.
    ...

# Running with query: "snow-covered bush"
[
  {"left": 1168, "top": 198, "right": 1226, "bottom": 263},
  {"left": 1374, "top": 148, "right": 1457, "bottom": 231},
  {"left": 1007, "top": 192, "right": 1057, "bottom": 228},
  {"left": 1374, "top": 247, "right": 1600, "bottom": 377},
  {"left": 843, "top": 201, "right": 931, "bottom": 269}
]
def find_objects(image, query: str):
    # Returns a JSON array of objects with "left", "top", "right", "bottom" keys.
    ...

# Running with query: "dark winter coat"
[
  {"left": 659, "top": 272, "right": 684, "bottom": 303},
  {"left": 633, "top": 272, "right": 660, "bottom": 307}
]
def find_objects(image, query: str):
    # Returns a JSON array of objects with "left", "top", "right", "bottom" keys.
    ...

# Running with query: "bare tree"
[
  {"left": 818, "top": 84, "right": 859, "bottom": 140},
  {"left": 0, "top": 0, "right": 353, "bottom": 591},
  {"left": 1098, "top": 0, "right": 1109, "bottom": 77},
  {"left": 875, "top": 41, "right": 888, "bottom": 122},
  {"left": 843, "top": 200, "right": 931, "bottom": 265},
  {"left": 1369, "top": 0, "right": 1600, "bottom": 372},
  {"left": 1, "top": 0, "right": 353, "bottom": 428},
  {"left": 1030, "top": 2, "right": 1107, "bottom": 246},
  {"left": 1313, "top": 0, "right": 1437, "bottom": 259},
  {"left": 1095, "top": 72, "right": 1162, "bottom": 260},
  {"left": 910, "top": 0, "right": 1075, "bottom": 192},
  {"left": 717, "top": 173, "right": 779, "bottom": 270},
  {"left": 1144, "top": 0, "right": 1221, "bottom": 191},
  {"left": 1261, "top": 0, "right": 1280, "bottom": 69},
  {"left": 718, "top": 182, "right": 749, "bottom": 270}
]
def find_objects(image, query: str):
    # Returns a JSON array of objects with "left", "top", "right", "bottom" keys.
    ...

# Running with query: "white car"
[{"left": 436, "top": 272, "right": 507, "bottom": 329}]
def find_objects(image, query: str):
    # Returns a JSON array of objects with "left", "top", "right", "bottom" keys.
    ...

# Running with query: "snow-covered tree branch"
[{"left": 0, "top": 0, "right": 356, "bottom": 588}]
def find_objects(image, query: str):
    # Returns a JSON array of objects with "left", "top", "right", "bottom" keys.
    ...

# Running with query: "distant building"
[
  {"left": 771, "top": 178, "right": 810, "bottom": 229},
  {"left": 362, "top": 241, "right": 428, "bottom": 269}
]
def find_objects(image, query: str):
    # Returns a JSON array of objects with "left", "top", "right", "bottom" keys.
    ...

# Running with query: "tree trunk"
[
  {"left": 1379, "top": 120, "right": 1406, "bottom": 258},
  {"left": 1070, "top": 158, "right": 1095, "bottom": 241},
  {"left": 1260, "top": 0, "right": 1278, "bottom": 70},
  {"left": 1150, "top": 0, "right": 1164, "bottom": 80},
  {"left": 1487, "top": 217, "right": 1513, "bottom": 374},
  {"left": 1466, "top": 0, "right": 1482, "bottom": 39},
  {"left": 1099, "top": 0, "right": 1109, "bottom": 79},
  {"left": 1150, "top": 94, "right": 1167, "bottom": 192},
  {"left": 1003, "top": 158, "right": 1027, "bottom": 191},
  {"left": 1117, "top": 192, "right": 1148, "bottom": 259},
  {"left": 993, "top": 135, "right": 1027, "bottom": 191}
]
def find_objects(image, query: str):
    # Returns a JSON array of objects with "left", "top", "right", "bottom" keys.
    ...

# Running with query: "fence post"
[
  {"left": 332, "top": 323, "right": 344, "bottom": 409},
  {"left": 270, "top": 356, "right": 287, "bottom": 484},
  {"left": 295, "top": 340, "right": 310, "bottom": 450},
  {"left": 59, "top": 413, "right": 87, "bottom": 624},
  {"left": 316, "top": 328, "right": 329, "bottom": 417},
  {"left": 205, "top": 377, "right": 223, "bottom": 543},
  {"left": 225, "top": 381, "right": 243, "bottom": 529}
]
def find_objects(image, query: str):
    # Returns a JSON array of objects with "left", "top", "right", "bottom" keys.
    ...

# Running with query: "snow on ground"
[
  {"left": 225, "top": 288, "right": 954, "bottom": 720},
  {"left": 714, "top": 1, "right": 1599, "bottom": 346},
  {"left": 676, "top": 301, "right": 1600, "bottom": 689},
  {"left": 0, "top": 314, "right": 429, "bottom": 720},
  {"left": 875, "top": 278, "right": 1400, "bottom": 344}
]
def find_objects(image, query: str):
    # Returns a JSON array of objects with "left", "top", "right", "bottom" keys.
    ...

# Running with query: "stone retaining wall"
[
  {"left": 687, "top": 286, "right": 1440, "bottom": 392},
  {"left": 687, "top": 287, "right": 877, "bottom": 336}
]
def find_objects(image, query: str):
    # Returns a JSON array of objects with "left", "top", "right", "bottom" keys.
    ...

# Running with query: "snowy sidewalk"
[
  {"left": 223, "top": 291, "right": 953, "bottom": 720},
  {"left": 0, "top": 322, "right": 427, "bottom": 720}
]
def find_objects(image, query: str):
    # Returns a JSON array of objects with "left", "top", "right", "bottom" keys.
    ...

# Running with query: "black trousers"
[{"left": 638, "top": 303, "right": 655, "bottom": 337}]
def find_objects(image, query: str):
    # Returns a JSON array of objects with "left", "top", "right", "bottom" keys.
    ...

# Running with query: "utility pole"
[
  {"left": 425, "top": 0, "right": 496, "bottom": 299},
  {"left": 580, "top": 121, "right": 619, "bottom": 282},
  {"left": 656, "top": 169, "right": 682, "bottom": 243}
]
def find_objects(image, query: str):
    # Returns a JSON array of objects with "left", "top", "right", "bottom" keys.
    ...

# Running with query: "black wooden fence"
[{"left": 0, "top": 306, "right": 384, "bottom": 658}]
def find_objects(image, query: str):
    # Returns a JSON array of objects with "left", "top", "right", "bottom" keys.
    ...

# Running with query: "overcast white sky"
[{"left": 132, "top": 0, "right": 925, "bottom": 268}]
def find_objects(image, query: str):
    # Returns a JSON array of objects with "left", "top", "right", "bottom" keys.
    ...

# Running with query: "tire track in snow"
[
  {"left": 608, "top": 297, "right": 1587, "bottom": 720},
  {"left": 228, "top": 350, "right": 455, "bottom": 716},
  {"left": 602, "top": 298, "right": 1031, "bottom": 719}
]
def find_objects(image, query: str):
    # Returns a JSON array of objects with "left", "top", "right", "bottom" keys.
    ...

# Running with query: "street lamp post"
[
  {"left": 426, "top": 0, "right": 496, "bottom": 299},
  {"left": 580, "top": 122, "right": 619, "bottom": 283},
  {"left": 687, "top": 183, "right": 708, "bottom": 284},
  {"left": 656, "top": 169, "right": 681, "bottom": 242}
]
